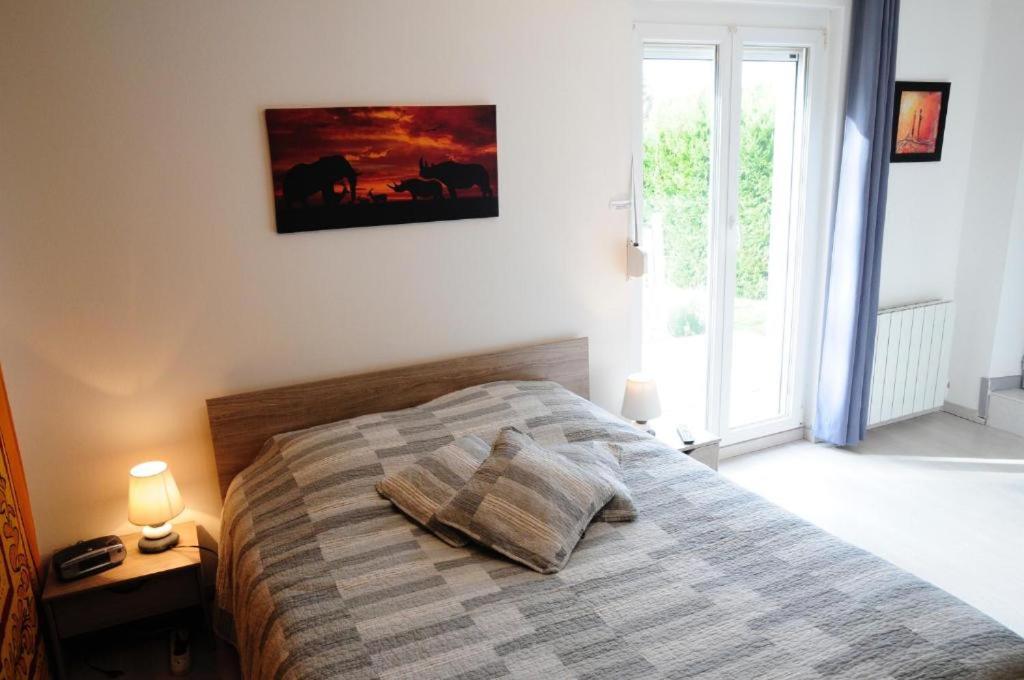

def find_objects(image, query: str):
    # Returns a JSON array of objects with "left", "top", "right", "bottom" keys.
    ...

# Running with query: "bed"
[{"left": 207, "top": 338, "right": 1024, "bottom": 679}]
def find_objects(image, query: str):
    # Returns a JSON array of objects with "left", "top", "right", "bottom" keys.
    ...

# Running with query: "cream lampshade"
[
  {"left": 128, "top": 460, "right": 184, "bottom": 553},
  {"left": 622, "top": 373, "right": 661, "bottom": 432}
]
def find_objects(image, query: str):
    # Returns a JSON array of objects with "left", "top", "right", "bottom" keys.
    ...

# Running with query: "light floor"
[{"left": 721, "top": 412, "right": 1024, "bottom": 637}]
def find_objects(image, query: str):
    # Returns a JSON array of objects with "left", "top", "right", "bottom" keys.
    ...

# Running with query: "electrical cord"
[
  {"left": 630, "top": 155, "right": 641, "bottom": 246},
  {"left": 85, "top": 659, "right": 124, "bottom": 678},
  {"left": 173, "top": 544, "right": 219, "bottom": 557}
]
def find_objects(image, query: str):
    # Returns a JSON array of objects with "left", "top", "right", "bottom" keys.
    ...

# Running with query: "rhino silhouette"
[
  {"left": 282, "top": 155, "right": 358, "bottom": 206},
  {"left": 419, "top": 158, "right": 493, "bottom": 200},
  {"left": 387, "top": 178, "right": 445, "bottom": 201}
]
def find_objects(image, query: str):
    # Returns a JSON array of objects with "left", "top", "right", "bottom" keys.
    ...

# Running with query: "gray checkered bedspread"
[{"left": 216, "top": 381, "right": 1024, "bottom": 679}]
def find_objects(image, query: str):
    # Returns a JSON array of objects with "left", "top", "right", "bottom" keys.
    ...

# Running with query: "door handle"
[{"left": 730, "top": 217, "right": 742, "bottom": 248}]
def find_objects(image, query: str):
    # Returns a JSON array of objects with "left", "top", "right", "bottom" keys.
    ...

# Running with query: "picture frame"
[
  {"left": 265, "top": 105, "right": 498, "bottom": 233},
  {"left": 890, "top": 81, "right": 951, "bottom": 163}
]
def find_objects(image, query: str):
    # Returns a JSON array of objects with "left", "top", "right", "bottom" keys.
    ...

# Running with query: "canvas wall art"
[
  {"left": 265, "top": 105, "right": 498, "bottom": 233},
  {"left": 891, "top": 81, "right": 950, "bottom": 163}
]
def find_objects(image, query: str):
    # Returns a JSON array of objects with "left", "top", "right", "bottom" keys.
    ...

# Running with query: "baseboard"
[
  {"left": 942, "top": 401, "right": 985, "bottom": 424},
  {"left": 989, "top": 375, "right": 1020, "bottom": 392},
  {"left": 720, "top": 427, "right": 804, "bottom": 460}
]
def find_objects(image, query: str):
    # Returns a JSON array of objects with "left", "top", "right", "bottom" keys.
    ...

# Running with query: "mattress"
[{"left": 216, "top": 381, "right": 1024, "bottom": 679}]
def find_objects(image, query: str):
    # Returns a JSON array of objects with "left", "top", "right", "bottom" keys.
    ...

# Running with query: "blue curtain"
[{"left": 814, "top": 0, "right": 900, "bottom": 446}]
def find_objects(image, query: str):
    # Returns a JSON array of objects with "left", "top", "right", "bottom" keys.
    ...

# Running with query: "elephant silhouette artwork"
[
  {"left": 387, "top": 178, "right": 445, "bottom": 201},
  {"left": 282, "top": 155, "right": 359, "bottom": 207},
  {"left": 266, "top": 104, "right": 497, "bottom": 232},
  {"left": 419, "top": 158, "right": 493, "bottom": 200}
]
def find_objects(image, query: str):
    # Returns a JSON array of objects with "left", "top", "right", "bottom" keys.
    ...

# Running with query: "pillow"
[
  {"left": 375, "top": 435, "right": 490, "bottom": 547},
  {"left": 434, "top": 427, "right": 617, "bottom": 574},
  {"left": 551, "top": 441, "right": 637, "bottom": 523}
]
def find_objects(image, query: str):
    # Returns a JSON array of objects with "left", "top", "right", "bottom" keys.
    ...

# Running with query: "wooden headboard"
[{"left": 206, "top": 337, "right": 589, "bottom": 497}]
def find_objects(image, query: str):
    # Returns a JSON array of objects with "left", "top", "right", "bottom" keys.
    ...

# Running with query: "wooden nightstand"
[
  {"left": 648, "top": 419, "right": 721, "bottom": 470},
  {"left": 41, "top": 521, "right": 204, "bottom": 679}
]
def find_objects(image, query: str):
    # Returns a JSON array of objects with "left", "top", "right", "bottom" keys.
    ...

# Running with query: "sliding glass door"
[{"left": 637, "top": 25, "right": 822, "bottom": 446}]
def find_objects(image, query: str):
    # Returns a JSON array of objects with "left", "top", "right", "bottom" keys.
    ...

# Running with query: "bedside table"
[
  {"left": 41, "top": 521, "right": 204, "bottom": 679},
  {"left": 647, "top": 419, "right": 721, "bottom": 470}
]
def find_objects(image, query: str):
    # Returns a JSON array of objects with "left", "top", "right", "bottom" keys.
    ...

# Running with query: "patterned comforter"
[{"left": 216, "top": 381, "right": 1024, "bottom": 679}]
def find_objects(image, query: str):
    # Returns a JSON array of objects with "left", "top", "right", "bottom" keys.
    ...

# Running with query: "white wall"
[
  {"left": 632, "top": 0, "right": 830, "bottom": 28},
  {"left": 988, "top": 155, "right": 1024, "bottom": 378},
  {"left": 878, "top": 0, "right": 1024, "bottom": 408},
  {"left": 879, "top": 0, "right": 990, "bottom": 308},
  {"left": 946, "top": 0, "right": 1024, "bottom": 407},
  {"left": 0, "top": 0, "right": 636, "bottom": 558}
]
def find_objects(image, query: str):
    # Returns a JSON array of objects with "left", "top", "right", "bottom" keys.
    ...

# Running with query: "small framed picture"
[{"left": 891, "top": 81, "right": 951, "bottom": 163}]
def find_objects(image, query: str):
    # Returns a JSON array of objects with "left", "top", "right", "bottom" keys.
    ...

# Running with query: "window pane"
[
  {"left": 729, "top": 49, "right": 801, "bottom": 428},
  {"left": 641, "top": 46, "right": 716, "bottom": 431}
]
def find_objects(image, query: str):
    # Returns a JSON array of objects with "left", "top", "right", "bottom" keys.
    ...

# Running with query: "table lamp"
[
  {"left": 622, "top": 373, "right": 661, "bottom": 434},
  {"left": 128, "top": 460, "right": 184, "bottom": 553}
]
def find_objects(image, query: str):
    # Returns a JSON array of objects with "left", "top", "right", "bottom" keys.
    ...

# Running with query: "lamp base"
[
  {"left": 141, "top": 521, "right": 173, "bottom": 540},
  {"left": 635, "top": 420, "right": 656, "bottom": 436},
  {"left": 138, "top": 531, "right": 179, "bottom": 554}
]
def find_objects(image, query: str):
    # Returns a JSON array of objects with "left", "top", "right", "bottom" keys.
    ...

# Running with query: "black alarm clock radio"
[{"left": 53, "top": 535, "right": 127, "bottom": 581}]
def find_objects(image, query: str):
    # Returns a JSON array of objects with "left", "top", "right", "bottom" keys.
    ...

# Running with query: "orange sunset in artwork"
[
  {"left": 892, "top": 82, "right": 950, "bottom": 162},
  {"left": 265, "top": 105, "right": 498, "bottom": 233}
]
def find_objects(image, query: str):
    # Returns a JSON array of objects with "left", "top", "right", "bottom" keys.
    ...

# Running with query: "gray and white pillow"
[
  {"left": 375, "top": 435, "right": 490, "bottom": 547},
  {"left": 551, "top": 441, "right": 637, "bottom": 522},
  {"left": 434, "top": 427, "right": 617, "bottom": 574}
]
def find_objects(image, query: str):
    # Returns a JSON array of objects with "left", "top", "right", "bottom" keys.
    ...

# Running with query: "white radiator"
[{"left": 868, "top": 299, "right": 955, "bottom": 427}]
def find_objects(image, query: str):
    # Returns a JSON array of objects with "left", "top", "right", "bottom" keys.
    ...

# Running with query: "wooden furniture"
[
  {"left": 649, "top": 420, "right": 721, "bottom": 470},
  {"left": 207, "top": 337, "right": 590, "bottom": 497},
  {"left": 41, "top": 521, "right": 204, "bottom": 679}
]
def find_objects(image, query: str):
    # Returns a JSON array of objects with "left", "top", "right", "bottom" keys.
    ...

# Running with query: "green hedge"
[{"left": 643, "top": 99, "right": 775, "bottom": 300}]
